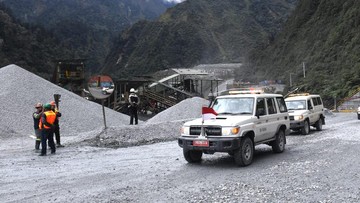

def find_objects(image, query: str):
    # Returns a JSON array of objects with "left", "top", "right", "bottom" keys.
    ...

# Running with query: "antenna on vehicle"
[{"left": 285, "top": 87, "right": 299, "bottom": 98}]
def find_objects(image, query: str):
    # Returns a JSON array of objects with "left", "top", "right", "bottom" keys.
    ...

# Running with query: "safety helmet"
[
  {"left": 35, "top": 103, "right": 43, "bottom": 108},
  {"left": 44, "top": 103, "right": 52, "bottom": 110},
  {"left": 50, "top": 101, "right": 56, "bottom": 106},
  {"left": 130, "top": 88, "right": 136, "bottom": 93}
]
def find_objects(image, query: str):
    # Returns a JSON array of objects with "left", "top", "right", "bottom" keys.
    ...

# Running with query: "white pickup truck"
[{"left": 178, "top": 92, "right": 290, "bottom": 166}]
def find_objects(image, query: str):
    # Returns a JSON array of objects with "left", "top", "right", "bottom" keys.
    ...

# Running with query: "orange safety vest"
[{"left": 39, "top": 111, "right": 56, "bottom": 129}]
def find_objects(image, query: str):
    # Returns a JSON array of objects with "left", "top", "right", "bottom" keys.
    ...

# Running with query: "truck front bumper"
[
  {"left": 178, "top": 137, "right": 241, "bottom": 152},
  {"left": 290, "top": 120, "right": 305, "bottom": 129}
]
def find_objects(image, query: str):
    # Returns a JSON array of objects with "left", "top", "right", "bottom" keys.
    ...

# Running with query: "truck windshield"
[
  {"left": 286, "top": 100, "right": 306, "bottom": 110},
  {"left": 211, "top": 98, "right": 254, "bottom": 115}
]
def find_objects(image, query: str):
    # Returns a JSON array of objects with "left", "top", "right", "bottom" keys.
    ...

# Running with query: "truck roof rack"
[{"left": 287, "top": 93, "right": 310, "bottom": 97}]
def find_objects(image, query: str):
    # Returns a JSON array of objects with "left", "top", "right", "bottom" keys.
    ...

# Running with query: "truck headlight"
[
  {"left": 181, "top": 126, "right": 190, "bottom": 135},
  {"left": 294, "top": 115, "right": 304, "bottom": 121},
  {"left": 222, "top": 127, "right": 240, "bottom": 135}
]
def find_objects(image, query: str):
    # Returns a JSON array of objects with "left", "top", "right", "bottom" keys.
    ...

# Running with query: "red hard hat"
[{"left": 50, "top": 101, "right": 56, "bottom": 106}]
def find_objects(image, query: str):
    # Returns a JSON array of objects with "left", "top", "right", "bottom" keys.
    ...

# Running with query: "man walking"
[
  {"left": 128, "top": 88, "right": 140, "bottom": 125},
  {"left": 39, "top": 103, "right": 56, "bottom": 156},
  {"left": 33, "top": 103, "right": 43, "bottom": 151}
]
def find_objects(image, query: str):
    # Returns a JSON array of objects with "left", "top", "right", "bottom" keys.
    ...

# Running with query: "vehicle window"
[
  {"left": 266, "top": 98, "right": 277, "bottom": 114},
  {"left": 212, "top": 98, "right": 254, "bottom": 115},
  {"left": 256, "top": 98, "right": 266, "bottom": 116},
  {"left": 312, "top": 97, "right": 318, "bottom": 106},
  {"left": 308, "top": 100, "right": 313, "bottom": 110},
  {"left": 317, "top": 97, "right": 322, "bottom": 105},
  {"left": 286, "top": 100, "right": 306, "bottom": 110},
  {"left": 276, "top": 97, "right": 288, "bottom": 113}
]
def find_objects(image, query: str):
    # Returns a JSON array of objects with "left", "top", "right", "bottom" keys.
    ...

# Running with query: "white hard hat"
[{"left": 130, "top": 88, "right": 136, "bottom": 93}]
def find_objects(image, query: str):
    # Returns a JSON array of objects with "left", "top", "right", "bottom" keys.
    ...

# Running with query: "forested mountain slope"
[
  {"left": 1, "top": 0, "right": 175, "bottom": 73},
  {"left": 236, "top": 0, "right": 360, "bottom": 104},
  {"left": 102, "top": 0, "right": 298, "bottom": 78},
  {"left": 0, "top": 4, "right": 69, "bottom": 79}
]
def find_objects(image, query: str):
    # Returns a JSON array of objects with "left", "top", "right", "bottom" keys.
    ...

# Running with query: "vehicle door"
[
  {"left": 276, "top": 96, "right": 290, "bottom": 127},
  {"left": 307, "top": 99, "right": 316, "bottom": 124},
  {"left": 311, "top": 97, "right": 322, "bottom": 121},
  {"left": 265, "top": 97, "right": 280, "bottom": 139},
  {"left": 254, "top": 98, "right": 271, "bottom": 142}
]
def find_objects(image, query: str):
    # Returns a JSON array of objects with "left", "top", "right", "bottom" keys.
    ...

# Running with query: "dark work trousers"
[
  {"left": 41, "top": 129, "right": 56, "bottom": 155},
  {"left": 54, "top": 125, "right": 61, "bottom": 145},
  {"left": 129, "top": 106, "right": 138, "bottom": 125},
  {"left": 35, "top": 129, "right": 41, "bottom": 150}
]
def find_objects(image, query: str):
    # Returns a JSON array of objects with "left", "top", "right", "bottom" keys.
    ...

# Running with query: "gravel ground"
[
  {"left": 1, "top": 112, "right": 359, "bottom": 202},
  {"left": 1, "top": 65, "right": 360, "bottom": 202}
]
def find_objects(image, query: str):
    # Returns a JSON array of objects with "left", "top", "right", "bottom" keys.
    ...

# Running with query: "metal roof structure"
[
  {"left": 172, "top": 68, "right": 208, "bottom": 75},
  {"left": 193, "top": 63, "right": 242, "bottom": 70}
]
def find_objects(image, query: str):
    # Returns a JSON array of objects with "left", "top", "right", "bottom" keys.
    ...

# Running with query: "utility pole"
[{"left": 302, "top": 62, "right": 306, "bottom": 78}]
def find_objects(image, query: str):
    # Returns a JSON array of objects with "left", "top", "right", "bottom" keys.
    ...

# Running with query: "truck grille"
[
  {"left": 190, "top": 127, "right": 201, "bottom": 135},
  {"left": 289, "top": 116, "right": 294, "bottom": 121},
  {"left": 189, "top": 126, "right": 222, "bottom": 136}
]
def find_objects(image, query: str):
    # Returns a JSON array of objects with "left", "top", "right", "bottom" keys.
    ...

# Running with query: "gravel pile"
[
  {"left": 84, "top": 97, "right": 210, "bottom": 148},
  {"left": 146, "top": 97, "right": 209, "bottom": 124},
  {"left": 0, "top": 64, "right": 130, "bottom": 139},
  {"left": 0, "top": 64, "right": 208, "bottom": 148}
]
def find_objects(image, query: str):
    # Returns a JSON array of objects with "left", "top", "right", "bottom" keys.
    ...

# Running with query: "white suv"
[
  {"left": 285, "top": 94, "right": 325, "bottom": 135},
  {"left": 178, "top": 93, "right": 290, "bottom": 166}
]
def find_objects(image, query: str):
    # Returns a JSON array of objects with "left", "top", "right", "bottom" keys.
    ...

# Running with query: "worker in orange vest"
[{"left": 39, "top": 103, "right": 57, "bottom": 156}]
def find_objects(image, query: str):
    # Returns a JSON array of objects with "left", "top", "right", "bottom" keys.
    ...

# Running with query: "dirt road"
[{"left": 1, "top": 113, "right": 359, "bottom": 202}]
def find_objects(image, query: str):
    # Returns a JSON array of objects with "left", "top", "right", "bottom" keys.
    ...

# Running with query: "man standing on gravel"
[
  {"left": 128, "top": 88, "right": 140, "bottom": 125},
  {"left": 39, "top": 103, "right": 57, "bottom": 156},
  {"left": 33, "top": 103, "right": 43, "bottom": 151},
  {"left": 50, "top": 101, "right": 64, "bottom": 147}
]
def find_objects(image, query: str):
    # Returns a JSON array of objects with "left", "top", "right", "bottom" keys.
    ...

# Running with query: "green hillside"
[
  {"left": 1, "top": 0, "right": 175, "bottom": 73},
  {"left": 102, "top": 0, "right": 298, "bottom": 78},
  {"left": 236, "top": 0, "right": 360, "bottom": 106},
  {"left": 0, "top": 4, "right": 69, "bottom": 79}
]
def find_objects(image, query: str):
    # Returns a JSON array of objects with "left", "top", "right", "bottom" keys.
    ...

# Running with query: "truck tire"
[
  {"left": 234, "top": 137, "right": 254, "bottom": 166},
  {"left": 272, "top": 130, "right": 285, "bottom": 153},
  {"left": 301, "top": 120, "right": 310, "bottom": 135},
  {"left": 183, "top": 150, "right": 202, "bottom": 163},
  {"left": 315, "top": 118, "right": 323, "bottom": 131}
]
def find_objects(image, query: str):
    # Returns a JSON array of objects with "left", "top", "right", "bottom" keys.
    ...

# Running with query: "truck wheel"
[
  {"left": 301, "top": 120, "right": 310, "bottom": 135},
  {"left": 234, "top": 137, "right": 254, "bottom": 166},
  {"left": 315, "top": 118, "right": 323, "bottom": 131},
  {"left": 358, "top": 114, "right": 360, "bottom": 120},
  {"left": 183, "top": 150, "right": 202, "bottom": 163},
  {"left": 272, "top": 130, "right": 285, "bottom": 153}
]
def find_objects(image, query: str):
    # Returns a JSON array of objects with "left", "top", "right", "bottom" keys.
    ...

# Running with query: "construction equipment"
[{"left": 54, "top": 94, "right": 61, "bottom": 110}]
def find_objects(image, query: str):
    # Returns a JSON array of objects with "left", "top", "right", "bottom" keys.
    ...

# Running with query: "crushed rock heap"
[
  {"left": 89, "top": 97, "right": 210, "bottom": 148},
  {"left": 146, "top": 97, "right": 210, "bottom": 124},
  {"left": 0, "top": 64, "right": 212, "bottom": 148},
  {"left": 0, "top": 64, "right": 130, "bottom": 140}
]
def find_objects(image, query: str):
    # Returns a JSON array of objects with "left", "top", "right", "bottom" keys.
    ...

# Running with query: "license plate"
[{"left": 193, "top": 140, "right": 209, "bottom": 147}]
